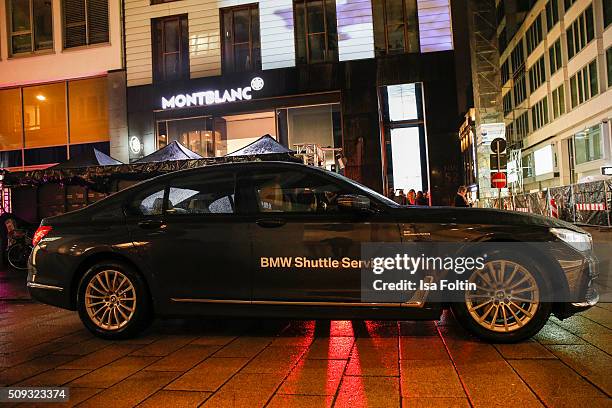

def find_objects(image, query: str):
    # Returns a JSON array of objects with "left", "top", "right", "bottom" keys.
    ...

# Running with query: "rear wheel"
[
  {"left": 451, "top": 254, "right": 552, "bottom": 343},
  {"left": 77, "top": 261, "right": 152, "bottom": 339}
]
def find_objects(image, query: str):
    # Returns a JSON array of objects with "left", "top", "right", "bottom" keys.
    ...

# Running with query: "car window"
[
  {"left": 128, "top": 187, "right": 166, "bottom": 216},
  {"left": 167, "top": 173, "right": 235, "bottom": 215},
  {"left": 249, "top": 170, "right": 354, "bottom": 213}
]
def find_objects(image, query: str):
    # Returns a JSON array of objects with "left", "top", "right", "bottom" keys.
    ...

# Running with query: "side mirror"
[{"left": 337, "top": 194, "right": 371, "bottom": 212}]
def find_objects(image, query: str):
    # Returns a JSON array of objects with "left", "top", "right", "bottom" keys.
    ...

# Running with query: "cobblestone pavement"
[
  {"left": 0, "top": 227, "right": 610, "bottom": 407},
  {"left": 0, "top": 298, "right": 610, "bottom": 408}
]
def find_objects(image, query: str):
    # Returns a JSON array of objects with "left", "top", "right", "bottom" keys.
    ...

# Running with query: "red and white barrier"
[{"left": 575, "top": 203, "right": 607, "bottom": 211}]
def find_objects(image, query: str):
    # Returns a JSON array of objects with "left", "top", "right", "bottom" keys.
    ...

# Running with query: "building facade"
[
  {"left": 0, "top": 0, "right": 128, "bottom": 169},
  {"left": 124, "top": 0, "right": 466, "bottom": 204},
  {"left": 497, "top": 0, "right": 612, "bottom": 191}
]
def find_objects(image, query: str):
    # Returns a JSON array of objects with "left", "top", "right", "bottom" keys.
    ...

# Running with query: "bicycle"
[{"left": 7, "top": 229, "right": 33, "bottom": 270}]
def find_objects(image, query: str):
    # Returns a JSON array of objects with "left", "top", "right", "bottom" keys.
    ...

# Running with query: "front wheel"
[
  {"left": 77, "top": 261, "right": 153, "bottom": 339},
  {"left": 7, "top": 243, "right": 32, "bottom": 270},
  {"left": 451, "top": 255, "right": 552, "bottom": 343}
]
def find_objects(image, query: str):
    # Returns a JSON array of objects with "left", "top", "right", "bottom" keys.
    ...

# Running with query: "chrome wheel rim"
[
  {"left": 465, "top": 260, "right": 539, "bottom": 332},
  {"left": 85, "top": 270, "right": 136, "bottom": 331}
]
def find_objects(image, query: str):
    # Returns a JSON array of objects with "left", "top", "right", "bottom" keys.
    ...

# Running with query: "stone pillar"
[{"left": 107, "top": 70, "right": 129, "bottom": 163}]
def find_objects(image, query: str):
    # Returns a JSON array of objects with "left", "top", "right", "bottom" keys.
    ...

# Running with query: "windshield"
[{"left": 324, "top": 170, "right": 400, "bottom": 207}]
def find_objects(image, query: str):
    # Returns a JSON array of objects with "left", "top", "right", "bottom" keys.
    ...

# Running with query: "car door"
[
  {"left": 241, "top": 166, "right": 401, "bottom": 303},
  {"left": 126, "top": 170, "right": 251, "bottom": 302}
]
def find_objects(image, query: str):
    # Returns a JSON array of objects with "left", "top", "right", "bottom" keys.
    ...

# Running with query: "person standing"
[
  {"left": 407, "top": 189, "right": 416, "bottom": 205},
  {"left": 415, "top": 191, "right": 428, "bottom": 206},
  {"left": 454, "top": 186, "right": 470, "bottom": 207},
  {"left": 394, "top": 189, "right": 407, "bottom": 205}
]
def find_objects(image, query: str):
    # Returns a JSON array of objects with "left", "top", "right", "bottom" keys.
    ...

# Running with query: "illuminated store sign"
[{"left": 161, "top": 77, "right": 264, "bottom": 110}]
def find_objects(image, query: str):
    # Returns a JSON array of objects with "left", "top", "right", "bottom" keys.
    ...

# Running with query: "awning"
[
  {"left": 52, "top": 148, "right": 123, "bottom": 169},
  {"left": 226, "top": 134, "right": 293, "bottom": 156},
  {"left": 134, "top": 141, "right": 203, "bottom": 163}
]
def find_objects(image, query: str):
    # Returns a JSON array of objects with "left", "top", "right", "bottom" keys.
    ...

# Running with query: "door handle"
[
  {"left": 256, "top": 218, "right": 286, "bottom": 228},
  {"left": 138, "top": 219, "right": 165, "bottom": 230}
]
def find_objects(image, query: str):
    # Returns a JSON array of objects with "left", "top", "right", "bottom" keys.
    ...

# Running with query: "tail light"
[{"left": 32, "top": 226, "right": 52, "bottom": 246}]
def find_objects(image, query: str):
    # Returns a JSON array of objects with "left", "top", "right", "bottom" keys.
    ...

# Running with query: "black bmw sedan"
[{"left": 27, "top": 161, "right": 598, "bottom": 342}]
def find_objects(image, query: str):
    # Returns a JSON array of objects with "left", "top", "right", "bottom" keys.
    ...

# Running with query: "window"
[
  {"left": 129, "top": 187, "right": 166, "bottom": 216},
  {"left": 158, "top": 111, "right": 278, "bottom": 158},
  {"left": 23, "top": 83, "right": 67, "bottom": 148},
  {"left": 0, "top": 89, "right": 23, "bottom": 151},
  {"left": 221, "top": 4, "right": 261, "bottom": 73},
  {"left": 552, "top": 84, "right": 565, "bottom": 119},
  {"left": 566, "top": 5, "right": 594, "bottom": 60},
  {"left": 564, "top": 0, "right": 577, "bottom": 11},
  {"left": 531, "top": 97, "right": 549, "bottom": 131},
  {"left": 68, "top": 77, "right": 108, "bottom": 143},
  {"left": 168, "top": 173, "right": 235, "bottom": 215},
  {"left": 501, "top": 59, "right": 510, "bottom": 84},
  {"left": 513, "top": 67, "right": 527, "bottom": 105},
  {"left": 372, "top": 0, "right": 419, "bottom": 55},
  {"left": 605, "top": 0, "right": 612, "bottom": 28},
  {"left": 0, "top": 78, "right": 110, "bottom": 169},
  {"left": 546, "top": 0, "right": 559, "bottom": 30},
  {"left": 511, "top": 42, "right": 525, "bottom": 72},
  {"left": 250, "top": 170, "right": 352, "bottom": 213},
  {"left": 8, "top": 0, "right": 53, "bottom": 55},
  {"left": 380, "top": 83, "right": 426, "bottom": 192},
  {"left": 294, "top": 0, "right": 338, "bottom": 64},
  {"left": 503, "top": 92, "right": 513, "bottom": 116},
  {"left": 549, "top": 38, "right": 562, "bottom": 75},
  {"left": 569, "top": 59, "right": 598, "bottom": 108},
  {"left": 63, "top": 0, "right": 109, "bottom": 48},
  {"left": 607, "top": 47, "right": 612, "bottom": 88},
  {"left": 574, "top": 125, "right": 602, "bottom": 164},
  {"left": 152, "top": 15, "right": 189, "bottom": 82},
  {"left": 525, "top": 14, "right": 542, "bottom": 56},
  {"left": 516, "top": 111, "right": 529, "bottom": 139},
  {"left": 528, "top": 56, "right": 546, "bottom": 92}
]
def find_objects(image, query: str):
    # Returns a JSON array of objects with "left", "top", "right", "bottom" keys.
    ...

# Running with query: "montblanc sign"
[{"left": 161, "top": 77, "right": 264, "bottom": 110}]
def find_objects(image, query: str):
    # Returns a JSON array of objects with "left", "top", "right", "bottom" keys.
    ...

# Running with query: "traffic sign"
[
  {"left": 490, "top": 154, "right": 507, "bottom": 170},
  {"left": 490, "top": 138, "right": 506, "bottom": 154},
  {"left": 491, "top": 172, "right": 507, "bottom": 188}
]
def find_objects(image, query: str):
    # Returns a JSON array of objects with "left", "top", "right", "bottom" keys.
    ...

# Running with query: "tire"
[
  {"left": 451, "top": 251, "right": 552, "bottom": 343},
  {"left": 77, "top": 261, "right": 153, "bottom": 339},
  {"left": 8, "top": 243, "right": 31, "bottom": 270}
]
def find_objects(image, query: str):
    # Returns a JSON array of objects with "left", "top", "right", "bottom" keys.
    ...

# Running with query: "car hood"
[{"left": 389, "top": 206, "right": 586, "bottom": 233}]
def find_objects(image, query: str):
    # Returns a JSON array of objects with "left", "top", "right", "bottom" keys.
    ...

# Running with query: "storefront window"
[
  {"left": 23, "top": 83, "right": 67, "bottom": 148},
  {"left": 68, "top": 77, "right": 108, "bottom": 144},
  {"left": 0, "top": 89, "right": 24, "bottom": 151},
  {"left": 158, "top": 112, "right": 277, "bottom": 158},
  {"left": 390, "top": 127, "right": 422, "bottom": 193},
  {"left": 574, "top": 125, "right": 602, "bottom": 165},
  {"left": 285, "top": 104, "right": 341, "bottom": 168},
  {"left": 381, "top": 82, "right": 427, "bottom": 193},
  {"left": 220, "top": 112, "right": 276, "bottom": 154}
]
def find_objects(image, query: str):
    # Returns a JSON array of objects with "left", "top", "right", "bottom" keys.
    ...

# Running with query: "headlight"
[{"left": 550, "top": 228, "right": 592, "bottom": 252}]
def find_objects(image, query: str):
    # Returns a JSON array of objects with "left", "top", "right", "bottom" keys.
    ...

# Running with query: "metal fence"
[{"left": 479, "top": 179, "right": 612, "bottom": 227}]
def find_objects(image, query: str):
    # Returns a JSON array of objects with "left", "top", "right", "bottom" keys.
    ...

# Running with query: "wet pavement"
[
  {"left": 0, "top": 272, "right": 611, "bottom": 407},
  {"left": 0, "top": 227, "right": 610, "bottom": 407}
]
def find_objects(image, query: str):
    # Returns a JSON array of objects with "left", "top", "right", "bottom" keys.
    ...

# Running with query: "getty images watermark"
[{"left": 360, "top": 242, "right": 602, "bottom": 303}]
